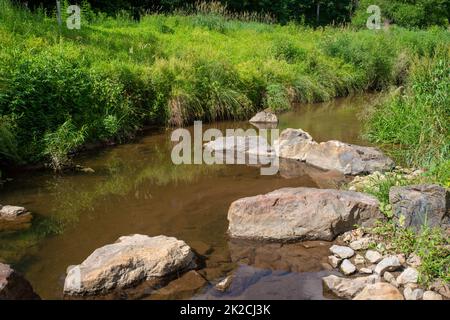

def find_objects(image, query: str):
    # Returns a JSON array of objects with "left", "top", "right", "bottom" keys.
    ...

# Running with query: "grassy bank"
[
  {"left": 360, "top": 49, "right": 449, "bottom": 285},
  {"left": 365, "top": 46, "right": 449, "bottom": 185},
  {"left": 0, "top": 0, "right": 449, "bottom": 170}
]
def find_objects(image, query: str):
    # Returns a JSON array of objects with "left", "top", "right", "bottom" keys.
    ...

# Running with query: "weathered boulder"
[
  {"left": 429, "top": 279, "right": 450, "bottom": 299},
  {"left": 64, "top": 235, "right": 196, "bottom": 296},
  {"left": 365, "top": 250, "right": 383, "bottom": 264},
  {"left": 330, "top": 245, "right": 355, "bottom": 259},
  {"left": 389, "top": 184, "right": 449, "bottom": 230},
  {"left": 322, "top": 274, "right": 379, "bottom": 299},
  {"left": 359, "top": 268, "right": 373, "bottom": 274},
  {"left": 340, "top": 259, "right": 356, "bottom": 275},
  {"left": 274, "top": 128, "right": 394, "bottom": 175},
  {"left": 228, "top": 187, "right": 382, "bottom": 241},
  {"left": 374, "top": 256, "right": 401, "bottom": 275},
  {"left": 349, "top": 238, "right": 372, "bottom": 251},
  {"left": 328, "top": 256, "right": 342, "bottom": 268},
  {"left": 404, "top": 287, "right": 423, "bottom": 300},
  {"left": 423, "top": 291, "right": 443, "bottom": 300},
  {"left": 249, "top": 111, "right": 278, "bottom": 124},
  {"left": 0, "top": 263, "right": 40, "bottom": 300},
  {"left": 397, "top": 267, "right": 419, "bottom": 285},
  {"left": 353, "top": 283, "right": 404, "bottom": 300}
]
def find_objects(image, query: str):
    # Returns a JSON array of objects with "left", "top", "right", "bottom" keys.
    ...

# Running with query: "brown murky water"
[{"left": 0, "top": 94, "right": 378, "bottom": 300}]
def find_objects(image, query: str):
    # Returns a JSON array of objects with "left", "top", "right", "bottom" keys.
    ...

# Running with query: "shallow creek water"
[{"left": 0, "top": 94, "right": 378, "bottom": 299}]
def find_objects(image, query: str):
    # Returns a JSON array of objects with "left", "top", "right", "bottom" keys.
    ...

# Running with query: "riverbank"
[{"left": 1, "top": 0, "right": 449, "bottom": 172}]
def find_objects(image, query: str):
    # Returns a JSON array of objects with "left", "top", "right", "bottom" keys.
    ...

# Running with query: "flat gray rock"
[{"left": 330, "top": 245, "right": 355, "bottom": 259}]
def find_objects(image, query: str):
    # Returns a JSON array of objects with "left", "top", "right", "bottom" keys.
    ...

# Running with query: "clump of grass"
[
  {"left": 43, "top": 119, "right": 87, "bottom": 171},
  {"left": 360, "top": 172, "right": 412, "bottom": 217}
]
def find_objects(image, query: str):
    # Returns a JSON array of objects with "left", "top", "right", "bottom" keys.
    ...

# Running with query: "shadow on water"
[{"left": 0, "top": 94, "right": 380, "bottom": 299}]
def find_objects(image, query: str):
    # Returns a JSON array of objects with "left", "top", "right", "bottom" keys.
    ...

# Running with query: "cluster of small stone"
[{"left": 323, "top": 229, "right": 448, "bottom": 300}]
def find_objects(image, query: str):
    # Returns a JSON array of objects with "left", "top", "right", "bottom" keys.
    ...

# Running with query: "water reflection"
[{"left": 0, "top": 94, "right": 378, "bottom": 299}]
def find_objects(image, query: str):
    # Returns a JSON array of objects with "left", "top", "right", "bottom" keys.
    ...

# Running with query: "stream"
[{"left": 0, "top": 94, "right": 379, "bottom": 299}]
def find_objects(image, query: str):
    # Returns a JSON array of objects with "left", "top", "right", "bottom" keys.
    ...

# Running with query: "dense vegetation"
[
  {"left": 1, "top": 0, "right": 448, "bottom": 171},
  {"left": 366, "top": 47, "right": 449, "bottom": 184},
  {"left": 18, "top": 0, "right": 450, "bottom": 27}
]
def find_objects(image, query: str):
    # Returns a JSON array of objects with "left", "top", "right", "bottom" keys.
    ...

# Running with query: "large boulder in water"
[
  {"left": 0, "top": 263, "right": 40, "bottom": 300},
  {"left": 227, "top": 187, "right": 383, "bottom": 241},
  {"left": 63, "top": 235, "right": 196, "bottom": 296},
  {"left": 274, "top": 128, "right": 394, "bottom": 175}
]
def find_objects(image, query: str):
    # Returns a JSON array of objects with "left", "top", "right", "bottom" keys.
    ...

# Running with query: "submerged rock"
[
  {"left": 63, "top": 235, "right": 196, "bottom": 296},
  {"left": 148, "top": 270, "right": 207, "bottom": 300},
  {"left": 389, "top": 184, "right": 449, "bottom": 230},
  {"left": 0, "top": 205, "right": 33, "bottom": 231},
  {"left": 353, "top": 283, "right": 404, "bottom": 300},
  {"left": 204, "top": 136, "right": 276, "bottom": 162},
  {"left": 215, "top": 276, "right": 233, "bottom": 293},
  {"left": 0, "top": 263, "right": 40, "bottom": 300},
  {"left": 228, "top": 239, "right": 331, "bottom": 273},
  {"left": 274, "top": 128, "right": 394, "bottom": 175},
  {"left": 249, "top": 111, "right": 278, "bottom": 124},
  {"left": 227, "top": 187, "right": 382, "bottom": 241}
]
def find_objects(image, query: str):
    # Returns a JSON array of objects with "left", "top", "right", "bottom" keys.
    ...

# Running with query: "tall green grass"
[
  {"left": 0, "top": 0, "right": 449, "bottom": 169},
  {"left": 365, "top": 46, "right": 449, "bottom": 179}
]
